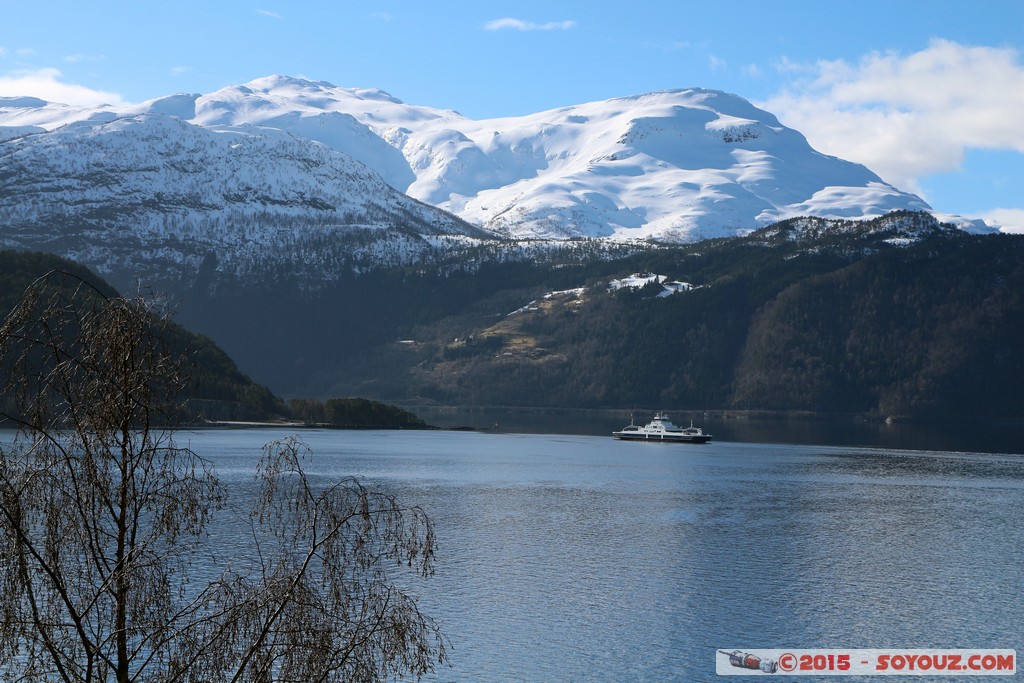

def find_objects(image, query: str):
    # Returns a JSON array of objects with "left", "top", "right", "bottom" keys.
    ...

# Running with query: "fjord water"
[{"left": 186, "top": 428, "right": 1024, "bottom": 682}]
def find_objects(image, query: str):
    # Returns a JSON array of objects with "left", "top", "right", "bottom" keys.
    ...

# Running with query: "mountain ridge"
[{"left": 1, "top": 75, "right": 967, "bottom": 249}]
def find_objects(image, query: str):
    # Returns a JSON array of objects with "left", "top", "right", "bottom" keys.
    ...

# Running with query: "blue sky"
[{"left": 2, "top": 0, "right": 1022, "bottom": 229}]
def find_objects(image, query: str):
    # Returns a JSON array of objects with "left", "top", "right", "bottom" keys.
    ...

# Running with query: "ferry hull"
[{"left": 613, "top": 432, "right": 712, "bottom": 444}]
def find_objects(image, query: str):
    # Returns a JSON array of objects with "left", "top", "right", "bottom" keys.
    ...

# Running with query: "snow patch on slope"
[{"left": 608, "top": 273, "right": 694, "bottom": 297}]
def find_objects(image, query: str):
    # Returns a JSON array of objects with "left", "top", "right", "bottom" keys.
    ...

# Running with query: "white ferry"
[{"left": 612, "top": 412, "right": 712, "bottom": 443}]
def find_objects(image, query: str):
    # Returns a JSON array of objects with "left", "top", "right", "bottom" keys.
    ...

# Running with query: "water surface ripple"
[{"left": 182, "top": 428, "right": 1024, "bottom": 682}]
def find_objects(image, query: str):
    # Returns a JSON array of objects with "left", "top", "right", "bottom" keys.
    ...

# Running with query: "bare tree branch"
[{"left": 0, "top": 272, "right": 445, "bottom": 682}]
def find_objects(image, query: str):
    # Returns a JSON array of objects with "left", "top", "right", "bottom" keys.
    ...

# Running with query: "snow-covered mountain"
[
  {"left": 1, "top": 75, "right": 943, "bottom": 250},
  {"left": 0, "top": 101, "right": 485, "bottom": 286},
  {"left": 161, "top": 76, "right": 939, "bottom": 240}
]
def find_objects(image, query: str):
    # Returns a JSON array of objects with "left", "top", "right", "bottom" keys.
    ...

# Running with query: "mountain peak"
[
  {"left": 245, "top": 74, "right": 339, "bottom": 92},
  {"left": 237, "top": 75, "right": 407, "bottom": 106},
  {"left": 611, "top": 88, "right": 780, "bottom": 120},
  {"left": 134, "top": 93, "right": 201, "bottom": 119},
  {"left": 399, "top": 85, "right": 929, "bottom": 239},
  {"left": 0, "top": 96, "right": 50, "bottom": 109}
]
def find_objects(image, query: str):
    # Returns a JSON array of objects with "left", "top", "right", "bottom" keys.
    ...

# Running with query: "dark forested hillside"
[
  {"left": 7, "top": 213, "right": 1021, "bottom": 420},
  {"left": 0, "top": 250, "right": 285, "bottom": 421},
  {"left": 732, "top": 235, "right": 1024, "bottom": 417},
  {"left": 189, "top": 213, "right": 1020, "bottom": 420}
]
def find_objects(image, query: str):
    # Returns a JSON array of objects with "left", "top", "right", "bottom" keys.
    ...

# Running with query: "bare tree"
[
  {"left": 0, "top": 271, "right": 445, "bottom": 682},
  {"left": 203, "top": 437, "right": 444, "bottom": 683}
]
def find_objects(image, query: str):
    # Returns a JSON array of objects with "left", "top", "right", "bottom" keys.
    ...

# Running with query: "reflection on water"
[
  {"left": 405, "top": 405, "right": 1024, "bottom": 455},
  {"left": 181, "top": 428, "right": 1024, "bottom": 682}
]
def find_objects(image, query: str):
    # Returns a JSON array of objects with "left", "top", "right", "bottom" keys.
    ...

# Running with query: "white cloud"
[
  {"left": 370, "top": 12, "right": 392, "bottom": 22},
  {"left": 0, "top": 68, "right": 127, "bottom": 106},
  {"left": 256, "top": 9, "right": 283, "bottom": 19},
  {"left": 641, "top": 40, "right": 694, "bottom": 53},
  {"left": 760, "top": 39, "right": 1024, "bottom": 199},
  {"left": 772, "top": 55, "right": 815, "bottom": 75},
  {"left": 0, "top": 47, "right": 7, "bottom": 59},
  {"left": 170, "top": 66, "right": 193, "bottom": 76},
  {"left": 64, "top": 53, "right": 107, "bottom": 63},
  {"left": 483, "top": 18, "right": 576, "bottom": 32}
]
